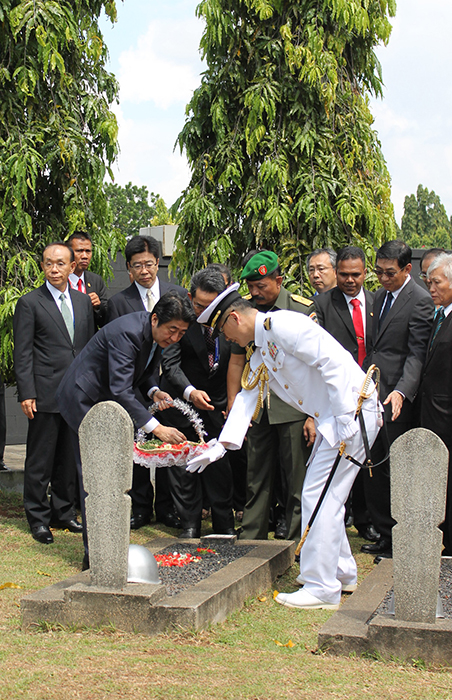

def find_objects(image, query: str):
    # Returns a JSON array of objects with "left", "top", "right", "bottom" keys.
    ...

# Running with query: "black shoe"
[
  {"left": 82, "top": 554, "right": 90, "bottom": 571},
  {"left": 0, "top": 460, "right": 9, "bottom": 472},
  {"left": 345, "top": 514, "right": 354, "bottom": 528},
  {"left": 156, "top": 512, "right": 182, "bottom": 529},
  {"left": 32, "top": 526, "right": 54, "bottom": 544},
  {"left": 179, "top": 528, "right": 200, "bottom": 538},
  {"left": 216, "top": 528, "right": 235, "bottom": 536},
  {"left": 356, "top": 525, "right": 380, "bottom": 542},
  {"left": 51, "top": 518, "right": 83, "bottom": 533},
  {"left": 274, "top": 518, "right": 288, "bottom": 540},
  {"left": 130, "top": 514, "right": 151, "bottom": 530},
  {"left": 361, "top": 538, "right": 392, "bottom": 555},
  {"left": 374, "top": 551, "right": 392, "bottom": 563}
]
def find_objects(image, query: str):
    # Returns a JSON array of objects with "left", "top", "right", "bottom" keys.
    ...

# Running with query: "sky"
[{"left": 100, "top": 0, "right": 452, "bottom": 225}]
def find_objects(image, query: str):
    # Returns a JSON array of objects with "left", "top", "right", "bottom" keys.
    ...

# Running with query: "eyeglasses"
[
  {"left": 419, "top": 272, "right": 428, "bottom": 281},
  {"left": 130, "top": 261, "right": 158, "bottom": 271},
  {"left": 43, "top": 261, "right": 69, "bottom": 269},
  {"left": 219, "top": 313, "right": 232, "bottom": 335},
  {"left": 192, "top": 301, "right": 209, "bottom": 313},
  {"left": 373, "top": 266, "right": 406, "bottom": 279},
  {"left": 308, "top": 266, "right": 334, "bottom": 275}
]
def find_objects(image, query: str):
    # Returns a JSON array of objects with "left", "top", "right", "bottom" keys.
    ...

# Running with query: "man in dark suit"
[
  {"left": 361, "top": 240, "right": 435, "bottom": 561},
  {"left": 107, "top": 235, "right": 187, "bottom": 530},
  {"left": 67, "top": 232, "right": 109, "bottom": 329},
  {"left": 314, "top": 246, "right": 377, "bottom": 542},
  {"left": 160, "top": 269, "right": 234, "bottom": 537},
  {"left": 418, "top": 253, "right": 452, "bottom": 555},
  {"left": 306, "top": 248, "right": 337, "bottom": 295},
  {"left": 13, "top": 242, "right": 95, "bottom": 544},
  {"left": 57, "top": 292, "right": 196, "bottom": 566}
]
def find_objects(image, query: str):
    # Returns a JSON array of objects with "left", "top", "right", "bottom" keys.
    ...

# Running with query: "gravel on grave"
[
  {"left": 375, "top": 558, "right": 452, "bottom": 618},
  {"left": 156, "top": 542, "right": 256, "bottom": 596}
]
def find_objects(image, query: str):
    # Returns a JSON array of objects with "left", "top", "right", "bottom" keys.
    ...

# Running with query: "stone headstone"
[
  {"left": 79, "top": 401, "right": 134, "bottom": 589},
  {"left": 391, "top": 428, "right": 449, "bottom": 623}
]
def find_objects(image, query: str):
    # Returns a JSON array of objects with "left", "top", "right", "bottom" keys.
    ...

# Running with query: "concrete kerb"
[
  {"left": 318, "top": 559, "right": 452, "bottom": 665},
  {"left": 21, "top": 537, "right": 294, "bottom": 635}
]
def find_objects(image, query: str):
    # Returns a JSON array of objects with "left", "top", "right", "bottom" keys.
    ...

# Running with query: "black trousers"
[
  {"left": 129, "top": 464, "right": 174, "bottom": 520},
  {"left": 363, "top": 419, "right": 409, "bottom": 542},
  {"left": 166, "top": 410, "right": 234, "bottom": 532},
  {"left": 24, "top": 412, "right": 77, "bottom": 530}
]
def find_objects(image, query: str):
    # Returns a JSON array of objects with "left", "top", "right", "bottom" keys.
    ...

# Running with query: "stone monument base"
[
  {"left": 21, "top": 538, "right": 293, "bottom": 635},
  {"left": 318, "top": 559, "right": 452, "bottom": 666}
]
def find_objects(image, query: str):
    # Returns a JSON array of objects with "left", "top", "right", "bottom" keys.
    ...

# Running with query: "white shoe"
[
  {"left": 295, "top": 574, "right": 357, "bottom": 594},
  {"left": 275, "top": 589, "right": 339, "bottom": 610}
]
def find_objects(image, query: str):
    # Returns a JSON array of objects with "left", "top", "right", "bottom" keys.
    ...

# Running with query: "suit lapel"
[
  {"left": 69, "top": 288, "right": 85, "bottom": 345},
  {"left": 135, "top": 316, "right": 156, "bottom": 381},
  {"left": 191, "top": 324, "right": 211, "bottom": 374},
  {"left": 364, "top": 290, "right": 374, "bottom": 352},
  {"left": 424, "top": 310, "right": 452, "bottom": 368},
  {"left": 38, "top": 285, "right": 73, "bottom": 345},
  {"left": 126, "top": 283, "right": 146, "bottom": 313},
  {"left": 374, "top": 281, "right": 413, "bottom": 341},
  {"left": 331, "top": 288, "right": 356, "bottom": 341}
]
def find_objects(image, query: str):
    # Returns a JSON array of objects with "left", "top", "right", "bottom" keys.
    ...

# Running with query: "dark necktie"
[
  {"left": 430, "top": 307, "right": 445, "bottom": 350},
  {"left": 378, "top": 291, "right": 393, "bottom": 330},
  {"left": 350, "top": 298, "right": 365, "bottom": 366},
  {"left": 204, "top": 326, "right": 216, "bottom": 369}
]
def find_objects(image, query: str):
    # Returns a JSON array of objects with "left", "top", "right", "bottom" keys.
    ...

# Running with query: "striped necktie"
[{"left": 430, "top": 307, "right": 445, "bottom": 350}]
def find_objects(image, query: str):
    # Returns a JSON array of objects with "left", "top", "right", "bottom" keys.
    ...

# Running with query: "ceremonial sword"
[{"left": 294, "top": 364, "right": 379, "bottom": 557}]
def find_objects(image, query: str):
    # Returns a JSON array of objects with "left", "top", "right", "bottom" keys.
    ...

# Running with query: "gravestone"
[
  {"left": 391, "top": 428, "right": 449, "bottom": 623},
  {"left": 79, "top": 401, "right": 134, "bottom": 589}
]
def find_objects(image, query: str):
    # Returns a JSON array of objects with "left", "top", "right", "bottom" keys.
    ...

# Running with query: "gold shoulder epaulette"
[
  {"left": 263, "top": 317, "right": 272, "bottom": 330},
  {"left": 291, "top": 293, "right": 312, "bottom": 307},
  {"left": 243, "top": 293, "right": 252, "bottom": 300}
]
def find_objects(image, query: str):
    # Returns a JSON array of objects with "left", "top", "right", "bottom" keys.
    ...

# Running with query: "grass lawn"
[{"left": 0, "top": 489, "right": 451, "bottom": 700}]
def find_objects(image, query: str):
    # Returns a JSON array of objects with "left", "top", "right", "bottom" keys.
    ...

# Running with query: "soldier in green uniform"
[{"left": 227, "top": 251, "right": 317, "bottom": 540}]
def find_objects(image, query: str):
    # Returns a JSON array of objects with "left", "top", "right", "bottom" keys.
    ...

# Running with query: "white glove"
[
  {"left": 336, "top": 414, "right": 359, "bottom": 443},
  {"left": 186, "top": 439, "right": 226, "bottom": 473}
]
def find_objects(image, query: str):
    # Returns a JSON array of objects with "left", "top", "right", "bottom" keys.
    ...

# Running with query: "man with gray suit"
[
  {"left": 361, "top": 240, "right": 434, "bottom": 561},
  {"left": 13, "top": 243, "right": 95, "bottom": 544}
]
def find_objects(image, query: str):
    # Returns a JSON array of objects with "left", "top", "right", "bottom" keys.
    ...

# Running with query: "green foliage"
[
  {"left": 401, "top": 184, "right": 452, "bottom": 250},
  {"left": 150, "top": 196, "right": 176, "bottom": 226},
  {"left": 0, "top": 0, "right": 122, "bottom": 380},
  {"left": 172, "top": 0, "right": 397, "bottom": 289},
  {"left": 105, "top": 181, "right": 159, "bottom": 239}
]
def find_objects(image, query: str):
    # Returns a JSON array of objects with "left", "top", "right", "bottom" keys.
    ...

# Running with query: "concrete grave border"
[
  {"left": 318, "top": 559, "right": 452, "bottom": 666},
  {"left": 21, "top": 537, "right": 294, "bottom": 635}
]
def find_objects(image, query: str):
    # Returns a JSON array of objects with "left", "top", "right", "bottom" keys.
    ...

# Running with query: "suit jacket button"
[
  {"left": 285, "top": 384, "right": 289, "bottom": 389},
  {"left": 272, "top": 367, "right": 277, "bottom": 372},
  {"left": 262, "top": 351, "right": 266, "bottom": 356},
  {"left": 315, "top": 411, "right": 319, "bottom": 417},
  {"left": 298, "top": 400, "right": 303, "bottom": 406}
]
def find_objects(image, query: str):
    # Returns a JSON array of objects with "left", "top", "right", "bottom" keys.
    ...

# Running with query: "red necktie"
[
  {"left": 77, "top": 278, "right": 84, "bottom": 293},
  {"left": 350, "top": 298, "right": 365, "bottom": 366}
]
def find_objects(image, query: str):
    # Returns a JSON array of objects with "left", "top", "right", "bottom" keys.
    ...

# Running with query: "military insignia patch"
[
  {"left": 263, "top": 317, "right": 272, "bottom": 330},
  {"left": 258, "top": 264, "right": 267, "bottom": 276},
  {"left": 268, "top": 341, "right": 278, "bottom": 360}
]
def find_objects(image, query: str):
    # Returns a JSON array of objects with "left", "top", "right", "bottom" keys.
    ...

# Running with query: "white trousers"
[{"left": 299, "top": 402, "right": 381, "bottom": 604}]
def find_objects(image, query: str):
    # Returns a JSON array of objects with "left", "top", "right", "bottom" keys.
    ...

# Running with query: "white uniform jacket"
[{"left": 220, "top": 311, "right": 379, "bottom": 450}]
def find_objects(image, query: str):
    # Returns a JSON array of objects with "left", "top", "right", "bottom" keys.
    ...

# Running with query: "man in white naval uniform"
[{"left": 187, "top": 284, "right": 381, "bottom": 609}]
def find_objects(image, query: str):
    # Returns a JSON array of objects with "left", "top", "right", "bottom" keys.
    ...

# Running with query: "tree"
[
  {"left": 151, "top": 196, "right": 176, "bottom": 226},
  {"left": 0, "top": 0, "right": 122, "bottom": 379},
  {"left": 172, "top": 0, "right": 396, "bottom": 289},
  {"left": 105, "top": 182, "right": 158, "bottom": 239},
  {"left": 401, "top": 185, "right": 452, "bottom": 249}
]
